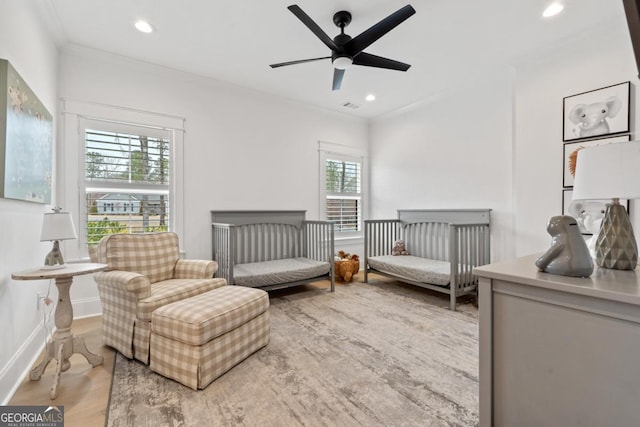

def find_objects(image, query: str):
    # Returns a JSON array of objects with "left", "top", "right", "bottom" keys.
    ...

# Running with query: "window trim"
[
  {"left": 59, "top": 99, "right": 185, "bottom": 260},
  {"left": 318, "top": 141, "right": 367, "bottom": 240}
]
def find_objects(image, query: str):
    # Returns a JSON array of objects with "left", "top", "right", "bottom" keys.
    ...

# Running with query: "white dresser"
[{"left": 474, "top": 254, "right": 640, "bottom": 427}]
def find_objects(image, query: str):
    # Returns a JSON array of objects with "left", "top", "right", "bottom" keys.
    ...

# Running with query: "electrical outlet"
[{"left": 37, "top": 292, "right": 41, "bottom": 310}]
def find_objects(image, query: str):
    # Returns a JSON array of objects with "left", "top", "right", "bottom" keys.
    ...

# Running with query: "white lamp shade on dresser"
[{"left": 573, "top": 141, "right": 640, "bottom": 201}]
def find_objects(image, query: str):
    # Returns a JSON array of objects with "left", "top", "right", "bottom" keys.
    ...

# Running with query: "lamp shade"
[
  {"left": 40, "top": 211, "right": 77, "bottom": 241},
  {"left": 573, "top": 141, "right": 640, "bottom": 201}
]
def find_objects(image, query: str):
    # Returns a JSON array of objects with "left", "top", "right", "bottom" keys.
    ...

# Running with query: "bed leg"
[{"left": 450, "top": 287, "right": 457, "bottom": 311}]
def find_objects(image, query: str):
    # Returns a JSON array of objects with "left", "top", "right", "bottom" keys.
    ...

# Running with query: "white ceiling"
[{"left": 41, "top": 0, "right": 626, "bottom": 118}]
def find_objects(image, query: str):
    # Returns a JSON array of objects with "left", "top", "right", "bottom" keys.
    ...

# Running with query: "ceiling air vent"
[{"left": 341, "top": 102, "right": 360, "bottom": 109}]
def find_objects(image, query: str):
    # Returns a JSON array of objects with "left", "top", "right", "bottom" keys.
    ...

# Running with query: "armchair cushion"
[
  {"left": 96, "top": 232, "right": 180, "bottom": 283},
  {"left": 137, "top": 278, "right": 227, "bottom": 321}
]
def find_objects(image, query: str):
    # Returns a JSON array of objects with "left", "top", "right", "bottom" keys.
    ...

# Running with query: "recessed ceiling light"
[
  {"left": 135, "top": 20, "right": 154, "bottom": 33},
  {"left": 365, "top": 94, "right": 376, "bottom": 102},
  {"left": 542, "top": 3, "right": 564, "bottom": 18}
]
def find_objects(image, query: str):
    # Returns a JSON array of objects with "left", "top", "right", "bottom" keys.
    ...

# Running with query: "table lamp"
[
  {"left": 572, "top": 141, "right": 640, "bottom": 270},
  {"left": 40, "top": 207, "right": 77, "bottom": 269}
]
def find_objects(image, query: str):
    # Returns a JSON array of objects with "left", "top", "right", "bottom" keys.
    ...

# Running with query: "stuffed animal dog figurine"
[{"left": 391, "top": 239, "right": 409, "bottom": 256}]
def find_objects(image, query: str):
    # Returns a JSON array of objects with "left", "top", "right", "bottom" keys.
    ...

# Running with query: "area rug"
[{"left": 106, "top": 281, "right": 479, "bottom": 426}]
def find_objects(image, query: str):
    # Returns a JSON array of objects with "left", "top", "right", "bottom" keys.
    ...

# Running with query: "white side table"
[{"left": 12, "top": 263, "right": 108, "bottom": 399}]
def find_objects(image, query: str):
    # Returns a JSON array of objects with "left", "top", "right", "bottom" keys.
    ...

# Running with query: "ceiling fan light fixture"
[
  {"left": 134, "top": 20, "right": 155, "bottom": 33},
  {"left": 271, "top": 5, "right": 416, "bottom": 90},
  {"left": 333, "top": 56, "right": 353, "bottom": 70}
]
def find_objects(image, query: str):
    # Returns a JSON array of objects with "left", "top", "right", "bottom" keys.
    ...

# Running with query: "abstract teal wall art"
[{"left": 0, "top": 58, "right": 52, "bottom": 204}]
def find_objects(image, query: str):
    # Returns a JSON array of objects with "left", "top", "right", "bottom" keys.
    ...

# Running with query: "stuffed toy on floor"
[{"left": 335, "top": 251, "right": 360, "bottom": 282}]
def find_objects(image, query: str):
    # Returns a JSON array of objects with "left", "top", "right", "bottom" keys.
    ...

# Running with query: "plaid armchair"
[{"left": 93, "top": 232, "right": 226, "bottom": 363}]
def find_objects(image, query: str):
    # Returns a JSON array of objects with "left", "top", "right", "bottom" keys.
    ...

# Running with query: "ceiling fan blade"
[
  {"left": 332, "top": 68, "right": 345, "bottom": 91},
  {"left": 345, "top": 5, "right": 416, "bottom": 55},
  {"left": 352, "top": 52, "right": 411, "bottom": 71},
  {"left": 270, "top": 56, "right": 331, "bottom": 68},
  {"left": 288, "top": 5, "right": 339, "bottom": 52}
]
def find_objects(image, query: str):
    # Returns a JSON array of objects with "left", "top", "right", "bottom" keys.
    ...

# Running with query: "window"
[
  {"left": 82, "top": 121, "right": 173, "bottom": 254},
  {"left": 325, "top": 159, "right": 361, "bottom": 232},
  {"left": 320, "top": 146, "right": 365, "bottom": 237},
  {"left": 61, "top": 100, "right": 184, "bottom": 261}
]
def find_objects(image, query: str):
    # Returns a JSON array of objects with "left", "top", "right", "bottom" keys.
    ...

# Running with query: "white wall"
[
  {"left": 0, "top": 1, "right": 59, "bottom": 404},
  {"left": 54, "top": 46, "right": 368, "bottom": 323},
  {"left": 58, "top": 46, "right": 368, "bottom": 262},
  {"left": 369, "top": 68, "right": 516, "bottom": 262},
  {"left": 369, "top": 15, "right": 639, "bottom": 264},
  {"left": 514, "top": 20, "right": 639, "bottom": 256}
]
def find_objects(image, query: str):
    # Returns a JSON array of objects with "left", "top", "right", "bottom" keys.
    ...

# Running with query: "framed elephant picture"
[{"left": 562, "top": 81, "right": 631, "bottom": 142}]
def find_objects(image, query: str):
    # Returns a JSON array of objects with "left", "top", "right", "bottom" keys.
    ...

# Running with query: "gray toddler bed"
[
  {"left": 211, "top": 210, "right": 335, "bottom": 292},
  {"left": 364, "top": 209, "right": 491, "bottom": 310}
]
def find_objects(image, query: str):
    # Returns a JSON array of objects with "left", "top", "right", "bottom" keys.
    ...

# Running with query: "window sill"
[{"left": 335, "top": 235, "right": 363, "bottom": 243}]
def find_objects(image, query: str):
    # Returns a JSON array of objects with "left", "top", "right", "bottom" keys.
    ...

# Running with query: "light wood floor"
[{"left": 9, "top": 316, "right": 114, "bottom": 427}]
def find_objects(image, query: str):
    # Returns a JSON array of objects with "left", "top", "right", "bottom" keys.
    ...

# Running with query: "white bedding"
[
  {"left": 367, "top": 255, "right": 452, "bottom": 287},
  {"left": 234, "top": 257, "right": 330, "bottom": 288}
]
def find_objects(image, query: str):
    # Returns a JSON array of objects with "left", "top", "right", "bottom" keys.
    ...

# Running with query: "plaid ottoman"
[{"left": 150, "top": 285, "right": 270, "bottom": 390}]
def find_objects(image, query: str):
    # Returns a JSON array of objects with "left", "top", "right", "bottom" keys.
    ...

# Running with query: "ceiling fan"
[{"left": 270, "top": 4, "right": 416, "bottom": 91}]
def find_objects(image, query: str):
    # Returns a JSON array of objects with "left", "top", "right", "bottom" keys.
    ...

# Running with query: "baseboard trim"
[
  {"left": 73, "top": 296, "right": 103, "bottom": 319},
  {"left": 0, "top": 297, "right": 102, "bottom": 404},
  {"left": 0, "top": 323, "right": 48, "bottom": 405}
]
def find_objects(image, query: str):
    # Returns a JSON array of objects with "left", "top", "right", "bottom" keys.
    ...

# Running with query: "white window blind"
[
  {"left": 325, "top": 158, "right": 362, "bottom": 233},
  {"left": 83, "top": 125, "right": 172, "bottom": 250}
]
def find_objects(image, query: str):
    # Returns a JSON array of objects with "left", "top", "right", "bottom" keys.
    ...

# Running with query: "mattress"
[
  {"left": 233, "top": 257, "right": 330, "bottom": 288},
  {"left": 367, "top": 255, "right": 452, "bottom": 287}
]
